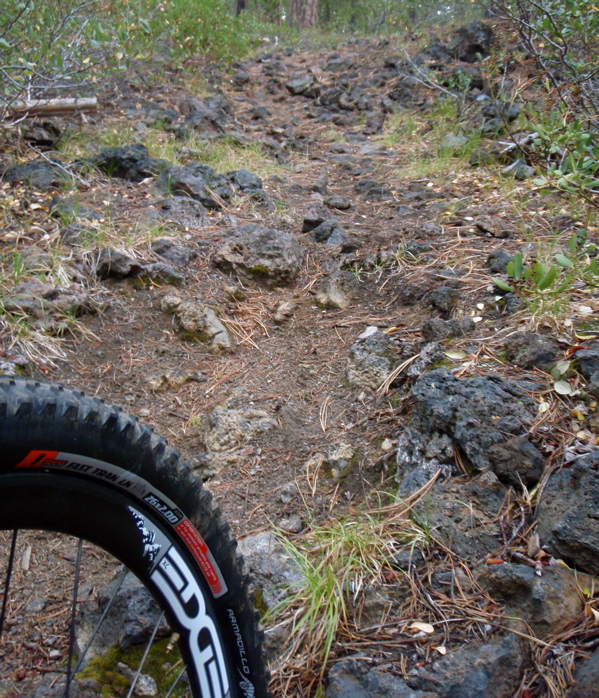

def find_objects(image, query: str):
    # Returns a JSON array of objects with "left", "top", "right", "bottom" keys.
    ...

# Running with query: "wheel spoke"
[
  {"left": 125, "top": 610, "right": 165, "bottom": 698},
  {"left": 164, "top": 664, "right": 189, "bottom": 697},
  {"left": 0, "top": 530, "right": 18, "bottom": 640},
  {"left": 72, "top": 564, "right": 129, "bottom": 675},
  {"left": 65, "top": 538, "right": 83, "bottom": 697}
]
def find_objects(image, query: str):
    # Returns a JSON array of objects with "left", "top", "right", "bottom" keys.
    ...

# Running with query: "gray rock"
[
  {"left": 183, "top": 95, "right": 232, "bottom": 134},
  {"left": 501, "top": 159, "right": 535, "bottom": 180},
  {"left": 488, "top": 437, "right": 544, "bottom": 488},
  {"left": 327, "top": 659, "right": 430, "bottom": 698},
  {"left": 97, "top": 249, "right": 145, "bottom": 279},
  {"left": 429, "top": 286, "right": 460, "bottom": 313},
  {"left": 536, "top": 450, "right": 599, "bottom": 574},
  {"left": 354, "top": 178, "right": 393, "bottom": 201},
  {"left": 152, "top": 196, "right": 210, "bottom": 228},
  {"left": 574, "top": 349, "right": 599, "bottom": 380},
  {"left": 145, "top": 368, "right": 204, "bottom": 391},
  {"left": 589, "top": 370, "right": 599, "bottom": 399},
  {"left": 2, "top": 158, "right": 70, "bottom": 189},
  {"left": 440, "top": 134, "right": 468, "bottom": 150},
  {"left": 315, "top": 270, "right": 359, "bottom": 310},
  {"left": 141, "top": 261, "right": 185, "bottom": 287},
  {"left": 347, "top": 327, "right": 395, "bottom": 391},
  {"left": 237, "top": 531, "right": 304, "bottom": 610},
  {"left": 302, "top": 205, "right": 331, "bottom": 233},
  {"left": 569, "top": 647, "right": 599, "bottom": 698},
  {"left": 478, "top": 563, "right": 592, "bottom": 637},
  {"left": 274, "top": 301, "right": 297, "bottom": 324},
  {"left": 49, "top": 196, "right": 102, "bottom": 221},
  {"left": 213, "top": 224, "right": 304, "bottom": 286},
  {"left": 421, "top": 317, "right": 475, "bottom": 342},
  {"left": 409, "top": 633, "right": 525, "bottom": 698},
  {"left": 76, "top": 570, "right": 169, "bottom": 663},
  {"left": 161, "top": 295, "right": 233, "bottom": 352},
  {"left": 447, "top": 20, "right": 495, "bottom": 63},
  {"left": 205, "top": 406, "right": 277, "bottom": 452},
  {"left": 116, "top": 664, "right": 157, "bottom": 696},
  {"left": 151, "top": 238, "right": 197, "bottom": 267},
  {"left": 404, "top": 342, "right": 446, "bottom": 379},
  {"left": 286, "top": 74, "right": 319, "bottom": 97},
  {"left": 325, "top": 195, "right": 352, "bottom": 210},
  {"left": 412, "top": 369, "right": 534, "bottom": 471},
  {"left": 155, "top": 163, "right": 232, "bottom": 209},
  {"left": 91, "top": 144, "right": 166, "bottom": 182},
  {"left": 228, "top": 168, "right": 267, "bottom": 200},
  {"left": 504, "top": 332, "right": 560, "bottom": 370},
  {"left": 4, "top": 279, "right": 92, "bottom": 327},
  {"left": 476, "top": 216, "right": 517, "bottom": 239},
  {"left": 395, "top": 427, "right": 452, "bottom": 497},
  {"left": 486, "top": 249, "right": 512, "bottom": 273}
]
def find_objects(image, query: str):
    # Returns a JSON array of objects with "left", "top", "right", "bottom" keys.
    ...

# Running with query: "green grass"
[{"left": 266, "top": 504, "right": 428, "bottom": 682}]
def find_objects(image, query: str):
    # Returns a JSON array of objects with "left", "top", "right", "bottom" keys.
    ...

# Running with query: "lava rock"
[
  {"left": 412, "top": 369, "right": 535, "bottom": 471},
  {"left": 486, "top": 249, "right": 513, "bottom": 273},
  {"left": 569, "top": 647, "right": 599, "bottom": 698},
  {"left": 573, "top": 349, "right": 599, "bottom": 380},
  {"left": 536, "top": 449, "right": 599, "bottom": 575},
  {"left": 213, "top": 224, "right": 304, "bottom": 286},
  {"left": 504, "top": 332, "right": 560, "bottom": 371},
  {"left": 421, "top": 317, "right": 475, "bottom": 342},
  {"left": 286, "top": 74, "right": 319, "bottom": 97},
  {"left": 97, "top": 249, "right": 145, "bottom": 279},
  {"left": 91, "top": 144, "right": 166, "bottom": 182},
  {"left": 429, "top": 286, "right": 460, "bottom": 313},
  {"left": 476, "top": 216, "right": 517, "bottom": 239},
  {"left": 347, "top": 327, "right": 396, "bottom": 391},
  {"left": 478, "top": 563, "right": 592, "bottom": 637},
  {"left": 315, "top": 270, "right": 359, "bottom": 310},
  {"left": 151, "top": 238, "right": 197, "bottom": 267},
  {"left": 152, "top": 196, "right": 210, "bottom": 228},
  {"left": 155, "top": 163, "right": 232, "bottom": 209},
  {"left": 488, "top": 437, "right": 544, "bottom": 488},
  {"left": 325, "top": 195, "right": 351, "bottom": 210},
  {"left": 161, "top": 295, "right": 233, "bottom": 352},
  {"left": 228, "top": 169, "right": 267, "bottom": 201},
  {"left": 326, "top": 659, "right": 429, "bottom": 698},
  {"left": 49, "top": 196, "right": 102, "bottom": 221},
  {"left": 447, "top": 21, "right": 495, "bottom": 63},
  {"left": 354, "top": 178, "right": 393, "bottom": 201},
  {"left": 2, "top": 158, "right": 70, "bottom": 189}
]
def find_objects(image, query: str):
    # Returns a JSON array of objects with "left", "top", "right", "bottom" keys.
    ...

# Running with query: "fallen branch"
[{"left": 8, "top": 97, "right": 98, "bottom": 118}]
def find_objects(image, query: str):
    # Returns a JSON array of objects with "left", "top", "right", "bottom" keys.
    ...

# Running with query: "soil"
[{"left": 1, "top": 26, "right": 598, "bottom": 698}]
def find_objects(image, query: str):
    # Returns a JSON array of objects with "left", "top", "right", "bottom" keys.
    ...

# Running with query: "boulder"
[
  {"left": 91, "top": 144, "right": 166, "bottom": 182},
  {"left": 408, "top": 633, "right": 525, "bottom": 698},
  {"left": 536, "top": 450, "right": 599, "bottom": 574},
  {"left": 412, "top": 369, "right": 535, "bottom": 471},
  {"left": 2, "top": 158, "right": 70, "bottom": 189},
  {"left": 155, "top": 163, "right": 232, "bottom": 209},
  {"left": 213, "top": 224, "right": 304, "bottom": 286},
  {"left": 504, "top": 332, "right": 560, "bottom": 371}
]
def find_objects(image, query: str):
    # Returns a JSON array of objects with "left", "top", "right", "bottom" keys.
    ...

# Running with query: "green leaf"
[
  {"left": 556, "top": 274, "right": 574, "bottom": 293},
  {"left": 555, "top": 253, "right": 574, "bottom": 268},
  {"left": 523, "top": 267, "right": 533, "bottom": 280},
  {"left": 506, "top": 261, "right": 515, "bottom": 277},
  {"left": 537, "top": 265, "right": 559, "bottom": 291},
  {"left": 512, "top": 251, "right": 524, "bottom": 280},
  {"left": 493, "top": 278, "right": 514, "bottom": 293},
  {"left": 0, "top": 38, "right": 11, "bottom": 49}
]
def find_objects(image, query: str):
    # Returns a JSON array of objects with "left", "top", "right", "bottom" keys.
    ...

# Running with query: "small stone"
[
  {"left": 324, "top": 195, "right": 351, "bottom": 210},
  {"left": 429, "top": 286, "right": 461, "bottom": 312},
  {"left": 278, "top": 515, "right": 304, "bottom": 534},
  {"left": 274, "top": 301, "right": 297, "bottom": 324},
  {"left": 501, "top": 158, "right": 535, "bottom": 180},
  {"left": 315, "top": 271, "right": 359, "bottom": 310},
  {"left": 224, "top": 285, "right": 246, "bottom": 301},
  {"left": 145, "top": 368, "right": 205, "bottom": 391},
  {"left": 487, "top": 249, "right": 513, "bottom": 273},
  {"left": 488, "top": 437, "right": 544, "bottom": 488}
]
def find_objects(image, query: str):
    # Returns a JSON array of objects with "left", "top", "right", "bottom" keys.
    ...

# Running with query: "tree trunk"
[
  {"left": 236, "top": 0, "right": 246, "bottom": 14},
  {"left": 289, "top": 0, "right": 318, "bottom": 28}
]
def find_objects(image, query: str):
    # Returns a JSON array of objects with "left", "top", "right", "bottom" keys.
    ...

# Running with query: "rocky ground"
[{"left": 1, "top": 19, "right": 599, "bottom": 698}]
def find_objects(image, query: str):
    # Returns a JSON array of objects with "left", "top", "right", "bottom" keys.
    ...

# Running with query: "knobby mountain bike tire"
[{"left": 0, "top": 376, "right": 268, "bottom": 698}]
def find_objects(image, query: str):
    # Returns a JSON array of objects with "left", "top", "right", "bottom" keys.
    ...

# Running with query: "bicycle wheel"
[{"left": 0, "top": 376, "right": 268, "bottom": 697}]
